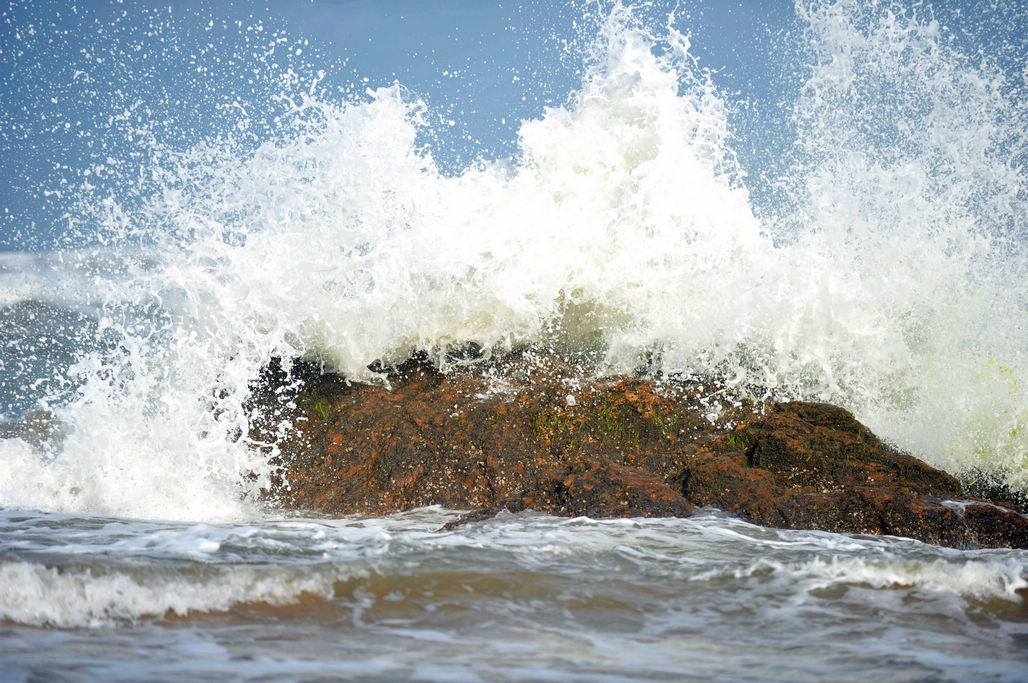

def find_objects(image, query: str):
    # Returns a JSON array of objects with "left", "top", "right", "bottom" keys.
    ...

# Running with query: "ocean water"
[
  {"left": 1, "top": 1, "right": 1026, "bottom": 679},
  {"left": 2, "top": 507, "right": 1027, "bottom": 681}
]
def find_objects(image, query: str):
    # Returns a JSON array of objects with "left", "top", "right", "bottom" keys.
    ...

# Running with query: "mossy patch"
[{"left": 526, "top": 380, "right": 688, "bottom": 459}]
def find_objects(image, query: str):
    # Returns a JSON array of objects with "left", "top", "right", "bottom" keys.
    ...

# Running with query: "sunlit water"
[{"left": 1, "top": 0, "right": 1027, "bottom": 678}]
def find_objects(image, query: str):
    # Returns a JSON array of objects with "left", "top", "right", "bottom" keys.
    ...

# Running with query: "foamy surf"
[
  {"left": 0, "top": 561, "right": 345, "bottom": 628},
  {"left": 1, "top": 509, "right": 1024, "bottom": 629}
]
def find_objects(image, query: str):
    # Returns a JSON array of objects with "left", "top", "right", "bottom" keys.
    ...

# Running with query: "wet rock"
[
  {"left": 253, "top": 353, "right": 700, "bottom": 520},
  {"left": 959, "top": 467, "right": 1028, "bottom": 515},
  {"left": 251, "top": 353, "right": 1028, "bottom": 549},
  {"left": 673, "top": 402, "right": 1027, "bottom": 548},
  {"left": 445, "top": 463, "right": 696, "bottom": 529}
]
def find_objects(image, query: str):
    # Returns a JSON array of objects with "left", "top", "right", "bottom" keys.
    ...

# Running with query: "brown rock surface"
[{"left": 249, "top": 352, "right": 1028, "bottom": 549}]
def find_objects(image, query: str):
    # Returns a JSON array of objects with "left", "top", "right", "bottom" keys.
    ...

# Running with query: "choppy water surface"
[
  {"left": 2, "top": 0, "right": 1027, "bottom": 678},
  {"left": 2, "top": 508, "right": 1027, "bottom": 681}
]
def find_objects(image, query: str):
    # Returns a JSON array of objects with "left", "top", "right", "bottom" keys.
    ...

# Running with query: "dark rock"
[
  {"left": 959, "top": 467, "right": 1028, "bottom": 514},
  {"left": 672, "top": 402, "right": 1027, "bottom": 547},
  {"left": 250, "top": 352, "right": 1028, "bottom": 549},
  {"left": 448, "top": 463, "right": 696, "bottom": 528},
  {"left": 253, "top": 353, "right": 699, "bottom": 519},
  {"left": 959, "top": 502, "right": 1028, "bottom": 548}
]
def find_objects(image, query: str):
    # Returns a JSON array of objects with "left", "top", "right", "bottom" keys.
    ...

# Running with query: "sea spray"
[
  {"left": 778, "top": 0, "right": 1027, "bottom": 485},
  {"left": 0, "top": 0, "right": 1025, "bottom": 521}
]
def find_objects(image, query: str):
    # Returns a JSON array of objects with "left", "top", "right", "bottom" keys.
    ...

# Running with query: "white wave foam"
[
  {"left": 782, "top": 0, "right": 1027, "bottom": 486},
  {"left": 0, "top": 560, "right": 345, "bottom": 628},
  {"left": 0, "top": 1, "right": 1024, "bottom": 519},
  {"left": 730, "top": 555, "right": 1028, "bottom": 603}
]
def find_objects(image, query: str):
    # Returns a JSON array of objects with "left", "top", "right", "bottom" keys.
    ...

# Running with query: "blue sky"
[
  {"left": 1, "top": 0, "right": 1018, "bottom": 251},
  {"left": 0, "top": 0, "right": 805, "bottom": 251}
]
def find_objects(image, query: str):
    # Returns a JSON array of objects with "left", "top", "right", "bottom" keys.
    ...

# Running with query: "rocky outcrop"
[
  {"left": 676, "top": 402, "right": 1027, "bottom": 548},
  {"left": 249, "top": 352, "right": 1028, "bottom": 549}
]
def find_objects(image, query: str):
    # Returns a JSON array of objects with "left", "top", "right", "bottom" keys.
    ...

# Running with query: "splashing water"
[
  {"left": 778, "top": 0, "right": 1027, "bottom": 485},
  {"left": 0, "top": 0, "right": 1025, "bottom": 520}
]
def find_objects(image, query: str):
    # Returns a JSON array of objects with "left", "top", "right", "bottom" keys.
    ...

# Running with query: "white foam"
[
  {"left": 736, "top": 554, "right": 1028, "bottom": 603},
  {"left": 0, "top": 560, "right": 347, "bottom": 628},
  {"left": 0, "top": 1, "right": 1025, "bottom": 520},
  {"left": 781, "top": 0, "right": 1027, "bottom": 486}
]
